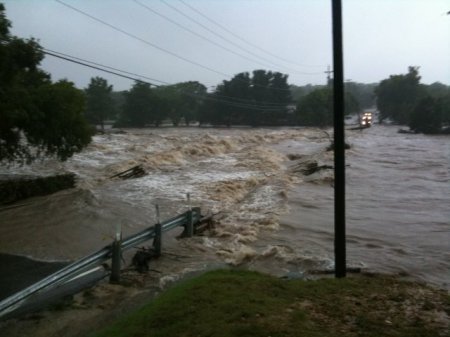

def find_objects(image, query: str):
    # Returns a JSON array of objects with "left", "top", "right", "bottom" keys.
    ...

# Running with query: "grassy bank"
[{"left": 91, "top": 269, "right": 449, "bottom": 337}]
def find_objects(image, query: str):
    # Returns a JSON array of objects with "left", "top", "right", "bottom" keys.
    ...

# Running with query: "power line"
[
  {"left": 44, "top": 49, "right": 289, "bottom": 108},
  {"left": 177, "top": 0, "right": 325, "bottom": 69},
  {"left": 43, "top": 50, "right": 153, "bottom": 84},
  {"left": 55, "top": 0, "right": 293, "bottom": 92},
  {"left": 43, "top": 48, "right": 288, "bottom": 111},
  {"left": 55, "top": 0, "right": 230, "bottom": 79},
  {"left": 133, "top": 0, "right": 280, "bottom": 71},
  {"left": 44, "top": 48, "right": 170, "bottom": 85},
  {"left": 160, "top": 0, "right": 322, "bottom": 76}
]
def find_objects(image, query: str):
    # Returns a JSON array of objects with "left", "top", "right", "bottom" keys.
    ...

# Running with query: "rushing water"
[
  {"left": 277, "top": 126, "right": 450, "bottom": 288},
  {"left": 0, "top": 125, "right": 449, "bottom": 289}
]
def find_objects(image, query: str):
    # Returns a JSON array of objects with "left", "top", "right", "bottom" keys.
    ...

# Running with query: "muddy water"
[
  {"left": 277, "top": 125, "right": 450, "bottom": 288},
  {"left": 0, "top": 126, "right": 448, "bottom": 288}
]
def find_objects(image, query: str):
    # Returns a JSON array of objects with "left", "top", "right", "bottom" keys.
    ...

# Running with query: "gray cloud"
[{"left": 4, "top": 0, "right": 450, "bottom": 91}]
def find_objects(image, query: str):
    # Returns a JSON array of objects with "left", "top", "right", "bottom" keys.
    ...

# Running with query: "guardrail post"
[
  {"left": 153, "top": 204, "right": 162, "bottom": 257},
  {"left": 110, "top": 223, "right": 122, "bottom": 284},
  {"left": 185, "top": 193, "right": 194, "bottom": 237}
]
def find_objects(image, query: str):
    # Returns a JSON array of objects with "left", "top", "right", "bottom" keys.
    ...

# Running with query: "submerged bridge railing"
[{"left": 0, "top": 207, "right": 202, "bottom": 319}]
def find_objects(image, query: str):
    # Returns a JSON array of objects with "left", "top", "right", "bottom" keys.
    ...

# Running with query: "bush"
[{"left": 0, "top": 173, "right": 76, "bottom": 204}]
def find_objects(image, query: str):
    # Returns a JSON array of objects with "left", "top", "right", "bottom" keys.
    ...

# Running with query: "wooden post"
[
  {"left": 153, "top": 204, "right": 162, "bottom": 257},
  {"left": 110, "top": 223, "right": 122, "bottom": 283}
]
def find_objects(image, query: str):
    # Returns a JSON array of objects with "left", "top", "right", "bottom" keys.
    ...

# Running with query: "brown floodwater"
[
  {"left": 275, "top": 125, "right": 450, "bottom": 288},
  {"left": 0, "top": 125, "right": 448, "bottom": 289}
]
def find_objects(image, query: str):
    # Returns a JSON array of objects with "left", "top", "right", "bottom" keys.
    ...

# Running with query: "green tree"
[
  {"left": 296, "top": 87, "right": 332, "bottom": 127},
  {"left": 251, "top": 70, "right": 271, "bottom": 102},
  {"left": 267, "top": 71, "right": 292, "bottom": 125},
  {"left": 375, "top": 66, "right": 425, "bottom": 124},
  {"left": 345, "top": 91, "right": 360, "bottom": 116},
  {"left": 85, "top": 77, "right": 114, "bottom": 132},
  {"left": 154, "top": 85, "right": 182, "bottom": 126},
  {"left": 153, "top": 81, "right": 206, "bottom": 126},
  {"left": 110, "top": 90, "right": 126, "bottom": 118},
  {"left": 292, "top": 82, "right": 375, "bottom": 111},
  {"left": 344, "top": 82, "right": 377, "bottom": 109},
  {"left": 31, "top": 80, "right": 92, "bottom": 160},
  {"left": 296, "top": 87, "right": 358, "bottom": 127},
  {"left": 409, "top": 93, "right": 450, "bottom": 134},
  {"left": 0, "top": 4, "right": 91, "bottom": 163},
  {"left": 409, "top": 96, "right": 443, "bottom": 134},
  {"left": 426, "top": 82, "right": 450, "bottom": 98},
  {"left": 270, "top": 72, "right": 291, "bottom": 104},
  {"left": 118, "top": 82, "right": 161, "bottom": 127},
  {"left": 250, "top": 70, "right": 275, "bottom": 125},
  {"left": 214, "top": 72, "right": 252, "bottom": 126},
  {"left": 442, "top": 93, "right": 450, "bottom": 127},
  {"left": 290, "top": 84, "right": 323, "bottom": 102},
  {"left": 210, "top": 84, "right": 233, "bottom": 126},
  {"left": 176, "top": 81, "right": 207, "bottom": 125},
  {"left": 197, "top": 94, "right": 216, "bottom": 126},
  {"left": 207, "top": 70, "right": 291, "bottom": 126}
]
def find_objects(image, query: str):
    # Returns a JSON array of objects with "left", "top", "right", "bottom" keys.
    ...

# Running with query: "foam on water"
[{"left": 0, "top": 128, "right": 298, "bottom": 262}]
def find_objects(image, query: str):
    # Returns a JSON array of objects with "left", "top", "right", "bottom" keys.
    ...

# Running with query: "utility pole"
[
  {"left": 332, "top": 0, "right": 346, "bottom": 278},
  {"left": 325, "top": 65, "right": 333, "bottom": 86}
]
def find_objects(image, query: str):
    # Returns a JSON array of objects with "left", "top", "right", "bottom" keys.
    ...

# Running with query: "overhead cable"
[
  {"left": 134, "top": 0, "right": 281, "bottom": 71},
  {"left": 160, "top": 0, "right": 322, "bottom": 76},
  {"left": 44, "top": 48, "right": 170, "bottom": 85},
  {"left": 44, "top": 48, "right": 289, "bottom": 107},
  {"left": 55, "top": 0, "right": 293, "bottom": 92},
  {"left": 55, "top": 0, "right": 230, "bottom": 79},
  {"left": 43, "top": 50, "right": 152, "bottom": 84},
  {"left": 177, "top": 0, "right": 325, "bottom": 69},
  {"left": 43, "top": 49, "right": 289, "bottom": 111},
  {"left": 157, "top": 0, "right": 321, "bottom": 75}
]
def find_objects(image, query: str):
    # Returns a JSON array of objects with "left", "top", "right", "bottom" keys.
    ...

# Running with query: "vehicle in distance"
[{"left": 361, "top": 112, "right": 373, "bottom": 127}]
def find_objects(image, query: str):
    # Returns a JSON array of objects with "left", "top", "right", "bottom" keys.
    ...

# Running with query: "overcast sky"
[{"left": 4, "top": 0, "right": 450, "bottom": 91}]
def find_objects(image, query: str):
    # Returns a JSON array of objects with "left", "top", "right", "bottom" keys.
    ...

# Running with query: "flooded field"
[{"left": 0, "top": 125, "right": 449, "bottom": 289}]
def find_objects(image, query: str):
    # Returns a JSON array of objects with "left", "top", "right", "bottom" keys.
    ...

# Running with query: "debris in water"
[
  {"left": 132, "top": 247, "right": 159, "bottom": 273},
  {"left": 291, "top": 159, "right": 333, "bottom": 176},
  {"left": 109, "top": 165, "right": 146, "bottom": 180}
]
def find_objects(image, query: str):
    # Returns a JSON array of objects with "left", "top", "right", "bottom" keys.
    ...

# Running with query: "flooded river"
[{"left": 0, "top": 125, "right": 449, "bottom": 289}]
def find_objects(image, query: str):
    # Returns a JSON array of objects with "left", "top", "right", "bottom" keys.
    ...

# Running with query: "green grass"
[{"left": 91, "top": 270, "right": 449, "bottom": 337}]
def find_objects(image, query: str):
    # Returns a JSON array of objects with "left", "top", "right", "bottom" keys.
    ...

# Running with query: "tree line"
[
  {"left": 85, "top": 71, "right": 365, "bottom": 129},
  {"left": 78, "top": 67, "right": 450, "bottom": 142},
  {"left": 199, "top": 70, "right": 293, "bottom": 126},
  {"left": 376, "top": 66, "right": 450, "bottom": 134},
  {"left": 84, "top": 78, "right": 208, "bottom": 130},
  {"left": 84, "top": 70, "right": 294, "bottom": 128}
]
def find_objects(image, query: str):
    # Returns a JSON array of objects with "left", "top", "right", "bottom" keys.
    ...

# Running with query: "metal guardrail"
[{"left": 0, "top": 207, "right": 202, "bottom": 318}]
